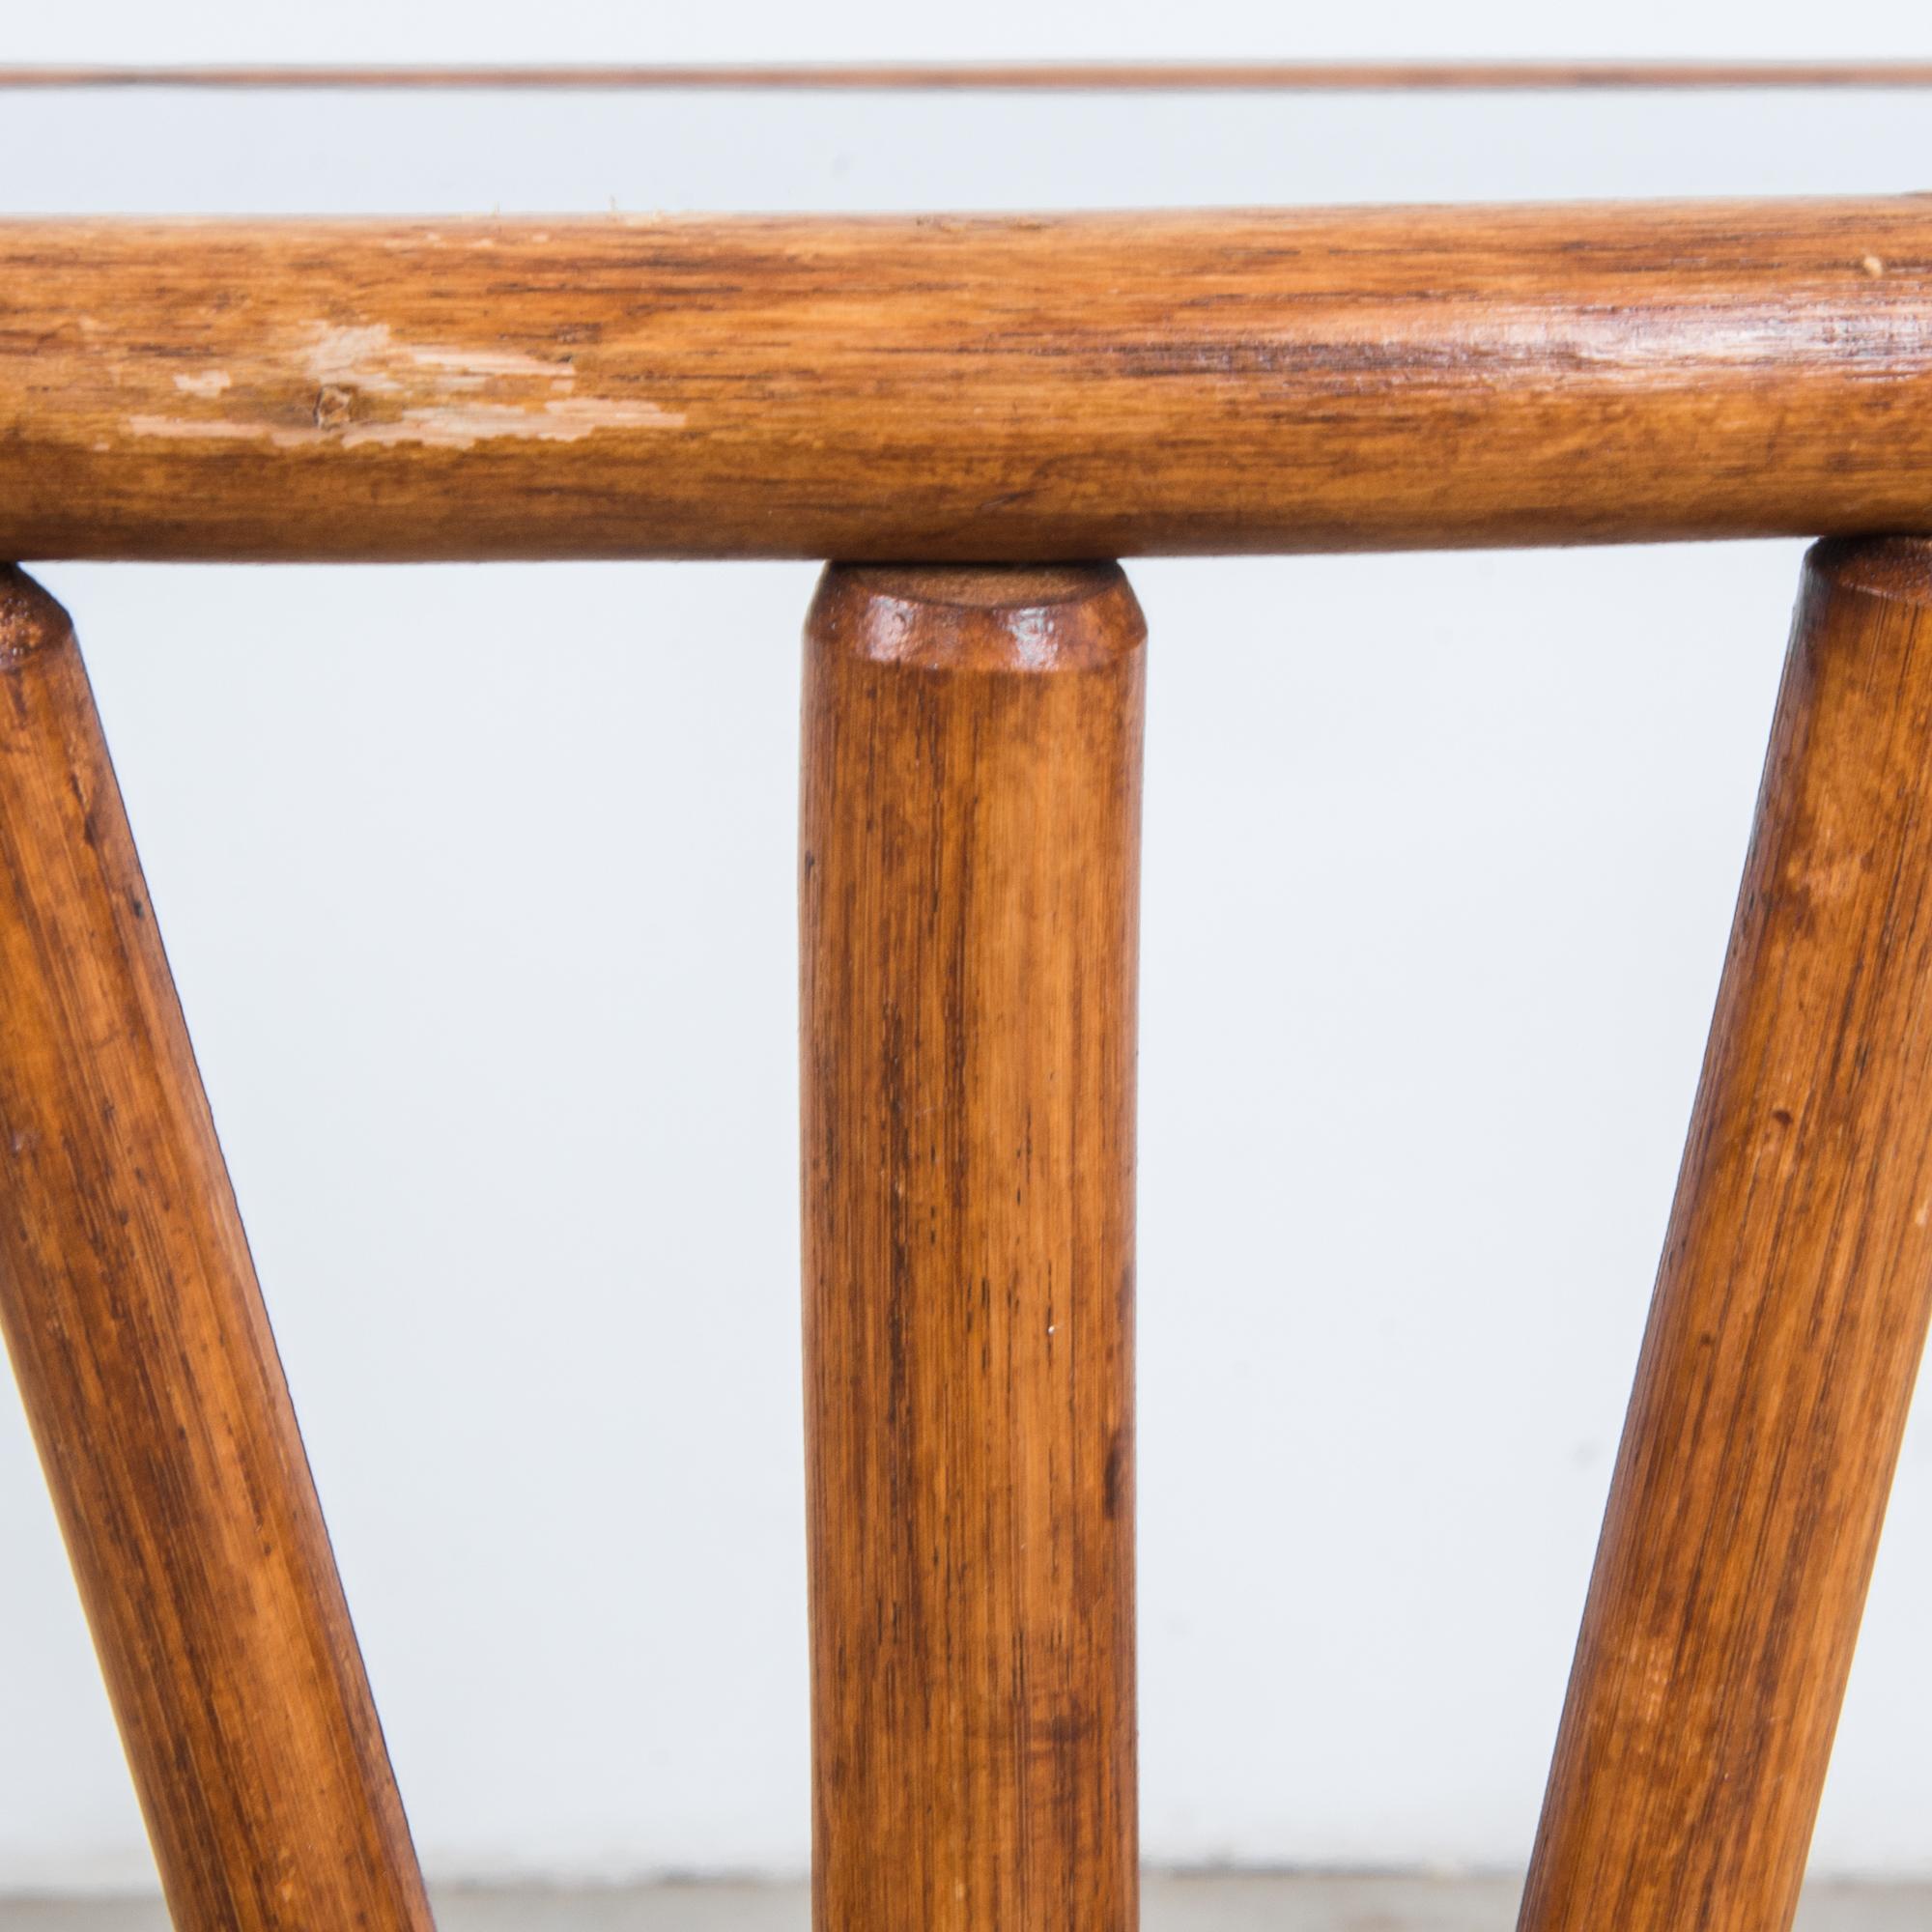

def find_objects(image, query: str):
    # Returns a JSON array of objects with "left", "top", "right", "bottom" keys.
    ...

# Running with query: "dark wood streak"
[
  {"left": 0, "top": 567, "right": 432, "bottom": 1932},
  {"left": 1520, "top": 537, "right": 1932, "bottom": 1932},
  {"left": 7, "top": 202, "right": 1932, "bottom": 560},
  {"left": 800, "top": 564, "right": 1143, "bottom": 1930}
]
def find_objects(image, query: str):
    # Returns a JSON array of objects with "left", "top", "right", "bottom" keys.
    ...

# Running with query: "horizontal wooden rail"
[
  {"left": 8, "top": 198, "right": 1932, "bottom": 562},
  {"left": 7, "top": 62, "right": 1932, "bottom": 90}
]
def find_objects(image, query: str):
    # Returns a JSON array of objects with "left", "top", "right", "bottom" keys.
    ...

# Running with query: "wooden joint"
[{"left": 0, "top": 564, "right": 71, "bottom": 668}]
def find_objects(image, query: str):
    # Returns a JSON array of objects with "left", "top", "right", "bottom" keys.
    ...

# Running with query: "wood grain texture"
[
  {"left": 8, "top": 200, "right": 1932, "bottom": 561},
  {"left": 0, "top": 568, "right": 431, "bottom": 1932},
  {"left": 8, "top": 61, "right": 1932, "bottom": 89},
  {"left": 800, "top": 564, "right": 1144, "bottom": 1931},
  {"left": 1520, "top": 536, "right": 1932, "bottom": 1932}
]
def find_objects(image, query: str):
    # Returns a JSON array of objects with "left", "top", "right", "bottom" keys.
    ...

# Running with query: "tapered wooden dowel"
[
  {"left": 800, "top": 564, "right": 1145, "bottom": 1930},
  {"left": 0, "top": 568, "right": 431, "bottom": 1931},
  {"left": 1520, "top": 536, "right": 1932, "bottom": 1932}
]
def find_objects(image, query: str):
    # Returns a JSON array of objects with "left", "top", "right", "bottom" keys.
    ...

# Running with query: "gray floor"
[{"left": 1, "top": 1877, "right": 1927, "bottom": 1928}]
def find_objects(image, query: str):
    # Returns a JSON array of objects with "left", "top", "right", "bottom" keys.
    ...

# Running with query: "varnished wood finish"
[
  {"left": 1520, "top": 536, "right": 1932, "bottom": 1932},
  {"left": 0, "top": 568, "right": 431, "bottom": 1932},
  {"left": 801, "top": 564, "right": 1144, "bottom": 1931},
  {"left": 10, "top": 201, "right": 1932, "bottom": 561},
  {"left": 8, "top": 61, "right": 1932, "bottom": 89}
]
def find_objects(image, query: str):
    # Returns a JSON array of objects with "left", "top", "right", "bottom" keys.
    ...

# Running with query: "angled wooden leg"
[
  {"left": 1520, "top": 538, "right": 1932, "bottom": 1932},
  {"left": 0, "top": 569, "right": 432, "bottom": 1931},
  {"left": 800, "top": 565, "right": 1145, "bottom": 1931}
]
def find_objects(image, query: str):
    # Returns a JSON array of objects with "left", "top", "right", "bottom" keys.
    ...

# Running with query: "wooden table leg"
[
  {"left": 0, "top": 568, "right": 432, "bottom": 1931},
  {"left": 1520, "top": 537, "right": 1932, "bottom": 1932},
  {"left": 800, "top": 564, "right": 1146, "bottom": 1931}
]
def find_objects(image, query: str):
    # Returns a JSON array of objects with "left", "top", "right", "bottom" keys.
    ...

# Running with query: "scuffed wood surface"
[{"left": 5, "top": 200, "right": 1932, "bottom": 559}]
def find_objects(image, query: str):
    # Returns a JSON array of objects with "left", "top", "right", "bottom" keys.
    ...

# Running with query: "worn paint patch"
[
  {"left": 128, "top": 319, "right": 685, "bottom": 450},
  {"left": 127, "top": 417, "right": 270, "bottom": 442},
  {"left": 332, "top": 396, "right": 682, "bottom": 449},
  {"left": 298, "top": 322, "right": 572, "bottom": 395},
  {"left": 302, "top": 323, "right": 408, "bottom": 393}
]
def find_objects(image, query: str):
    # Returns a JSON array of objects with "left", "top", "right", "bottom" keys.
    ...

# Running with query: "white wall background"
[{"left": 2, "top": 0, "right": 1930, "bottom": 1895}]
